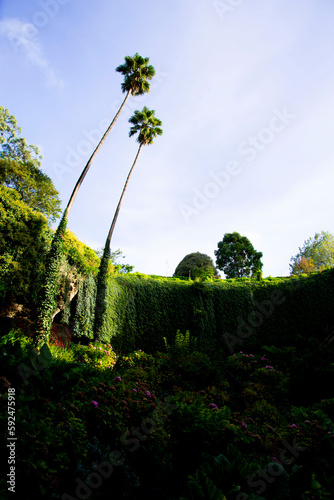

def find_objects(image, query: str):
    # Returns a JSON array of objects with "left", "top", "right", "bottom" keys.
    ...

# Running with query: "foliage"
[
  {"left": 128, "top": 106, "right": 163, "bottom": 145},
  {"left": 0, "top": 185, "right": 50, "bottom": 306},
  {"left": 49, "top": 323, "right": 72, "bottom": 349},
  {"left": 62, "top": 230, "right": 101, "bottom": 274},
  {"left": 215, "top": 232, "right": 263, "bottom": 278},
  {"left": 91, "top": 270, "right": 334, "bottom": 357},
  {"left": 289, "top": 256, "right": 316, "bottom": 275},
  {"left": 116, "top": 52, "right": 155, "bottom": 96},
  {"left": 94, "top": 243, "right": 111, "bottom": 339},
  {"left": 0, "top": 158, "right": 61, "bottom": 223},
  {"left": 73, "top": 272, "right": 97, "bottom": 339},
  {"left": 35, "top": 212, "right": 68, "bottom": 347},
  {"left": 174, "top": 252, "right": 219, "bottom": 279},
  {"left": 1, "top": 323, "right": 334, "bottom": 499},
  {"left": 0, "top": 106, "right": 61, "bottom": 223},
  {"left": 110, "top": 248, "right": 134, "bottom": 273},
  {"left": 290, "top": 231, "right": 334, "bottom": 274},
  {"left": 93, "top": 107, "right": 162, "bottom": 341},
  {"left": 0, "top": 106, "right": 42, "bottom": 166}
]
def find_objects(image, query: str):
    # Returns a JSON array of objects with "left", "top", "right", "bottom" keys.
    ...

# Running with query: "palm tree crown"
[
  {"left": 128, "top": 106, "right": 163, "bottom": 145},
  {"left": 116, "top": 53, "right": 155, "bottom": 96}
]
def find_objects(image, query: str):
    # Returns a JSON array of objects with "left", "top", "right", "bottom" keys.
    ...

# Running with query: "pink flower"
[
  {"left": 132, "top": 389, "right": 137, "bottom": 392},
  {"left": 209, "top": 403, "right": 218, "bottom": 410},
  {"left": 241, "top": 422, "right": 247, "bottom": 429},
  {"left": 91, "top": 401, "right": 98, "bottom": 408},
  {"left": 145, "top": 391, "right": 151, "bottom": 398},
  {"left": 291, "top": 424, "right": 297, "bottom": 428},
  {"left": 113, "top": 376, "right": 121, "bottom": 382}
]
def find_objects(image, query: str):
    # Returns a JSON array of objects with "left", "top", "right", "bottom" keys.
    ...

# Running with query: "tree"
[
  {"left": 290, "top": 231, "right": 334, "bottom": 275},
  {"left": 93, "top": 106, "right": 163, "bottom": 339},
  {"left": 66, "top": 53, "right": 155, "bottom": 215},
  {"left": 0, "top": 107, "right": 61, "bottom": 223},
  {"left": 0, "top": 158, "right": 61, "bottom": 223},
  {"left": 0, "top": 106, "right": 42, "bottom": 166},
  {"left": 215, "top": 232, "right": 263, "bottom": 278},
  {"left": 0, "top": 185, "right": 50, "bottom": 307},
  {"left": 173, "top": 252, "right": 219, "bottom": 279},
  {"left": 35, "top": 54, "right": 155, "bottom": 347}
]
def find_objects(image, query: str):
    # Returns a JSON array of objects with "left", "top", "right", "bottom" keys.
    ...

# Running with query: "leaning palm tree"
[
  {"left": 35, "top": 54, "right": 155, "bottom": 348},
  {"left": 93, "top": 107, "right": 163, "bottom": 338}
]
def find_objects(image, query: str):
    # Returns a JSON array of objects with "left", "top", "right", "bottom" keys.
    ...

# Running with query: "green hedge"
[{"left": 82, "top": 269, "right": 334, "bottom": 354}]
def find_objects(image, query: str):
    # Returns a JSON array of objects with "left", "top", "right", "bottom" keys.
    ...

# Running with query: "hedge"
[{"left": 73, "top": 269, "right": 334, "bottom": 355}]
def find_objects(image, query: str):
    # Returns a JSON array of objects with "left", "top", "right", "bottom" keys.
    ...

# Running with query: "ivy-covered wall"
[{"left": 83, "top": 269, "right": 334, "bottom": 354}]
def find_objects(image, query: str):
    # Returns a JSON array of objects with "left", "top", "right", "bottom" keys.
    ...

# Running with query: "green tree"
[
  {"left": 290, "top": 231, "right": 334, "bottom": 275},
  {"left": 0, "top": 185, "right": 50, "bottom": 307},
  {"left": 0, "top": 158, "right": 61, "bottom": 223},
  {"left": 66, "top": 53, "right": 155, "bottom": 214},
  {"left": 93, "top": 106, "right": 163, "bottom": 339},
  {"left": 0, "top": 107, "right": 61, "bottom": 222},
  {"left": 35, "top": 54, "right": 155, "bottom": 347},
  {"left": 215, "top": 232, "right": 263, "bottom": 278},
  {"left": 0, "top": 106, "right": 42, "bottom": 166},
  {"left": 173, "top": 252, "right": 219, "bottom": 279}
]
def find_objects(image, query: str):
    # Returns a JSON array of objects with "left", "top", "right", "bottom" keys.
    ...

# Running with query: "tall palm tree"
[
  {"left": 93, "top": 107, "right": 163, "bottom": 338},
  {"left": 35, "top": 54, "right": 155, "bottom": 347},
  {"left": 66, "top": 53, "right": 155, "bottom": 214}
]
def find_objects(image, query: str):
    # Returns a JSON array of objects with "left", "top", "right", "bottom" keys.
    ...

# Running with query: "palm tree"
[
  {"left": 35, "top": 54, "right": 155, "bottom": 347},
  {"left": 93, "top": 107, "right": 163, "bottom": 338},
  {"left": 66, "top": 53, "right": 155, "bottom": 214}
]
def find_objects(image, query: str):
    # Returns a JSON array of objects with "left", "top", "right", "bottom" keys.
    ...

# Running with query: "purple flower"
[
  {"left": 241, "top": 422, "right": 247, "bottom": 429},
  {"left": 209, "top": 403, "right": 218, "bottom": 410},
  {"left": 132, "top": 389, "right": 137, "bottom": 393},
  {"left": 91, "top": 400, "right": 98, "bottom": 408},
  {"left": 261, "top": 356, "right": 266, "bottom": 361},
  {"left": 291, "top": 424, "right": 297, "bottom": 428},
  {"left": 113, "top": 376, "right": 122, "bottom": 382},
  {"left": 271, "top": 457, "right": 278, "bottom": 462},
  {"left": 144, "top": 391, "right": 151, "bottom": 398},
  {"left": 250, "top": 354, "right": 254, "bottom": 357}
]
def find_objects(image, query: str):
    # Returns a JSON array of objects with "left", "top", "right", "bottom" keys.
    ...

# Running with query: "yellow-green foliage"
[
  {"left": 0, "top": 185, "right": 50, "bottom": 304},
  {"left": 62, "top": 231, "right": 102, "bottom": 274}
]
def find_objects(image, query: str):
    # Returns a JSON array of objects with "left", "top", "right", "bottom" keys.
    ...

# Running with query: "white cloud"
[{"left": 0, "top": 17, "right": 64, "bottom": 89}]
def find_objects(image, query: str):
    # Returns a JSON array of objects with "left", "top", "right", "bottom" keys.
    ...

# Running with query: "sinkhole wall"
[{"left": 84, "top": 269, "right": 334, "bottom": 354}]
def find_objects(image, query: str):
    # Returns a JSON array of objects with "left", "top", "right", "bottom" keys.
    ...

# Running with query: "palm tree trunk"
[
  {"left": 93, "top": 143, "right": 142, "bottom": 339},
  {"left": 106, "top": 143, "right": 142, "bottom": 248},
  {"left": 66, "top": 90, "right": 131, "bottom": 214}
]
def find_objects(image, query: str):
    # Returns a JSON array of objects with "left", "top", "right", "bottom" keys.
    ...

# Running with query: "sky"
[{"left": 1, "top": 0, "right": 334, "bottom": 277}]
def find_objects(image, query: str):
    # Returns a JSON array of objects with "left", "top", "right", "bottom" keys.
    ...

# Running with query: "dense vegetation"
[
  {"left": 0, "top": 325, "right": 333, "bottom": 499},
  {"left": 1, "top": 52, "right": 334, "bottom": 498}
]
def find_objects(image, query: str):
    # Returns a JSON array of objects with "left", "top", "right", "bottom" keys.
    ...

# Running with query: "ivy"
[
  {"left": 86, "top": 269, "right": 334, "bottom": 355},
  {"left": 34, "top": 212, "right": 68, "bottom": 347}
]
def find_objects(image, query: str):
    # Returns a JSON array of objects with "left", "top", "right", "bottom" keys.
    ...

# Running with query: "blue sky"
[{"left": 1, "top": 0, "right": 334, "bottom": 277}]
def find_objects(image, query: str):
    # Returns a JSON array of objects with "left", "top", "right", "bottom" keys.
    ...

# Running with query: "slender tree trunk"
[
  {"left": 106, "top": 143, "right": 142, "bottom": 248},
  {"left": 93, "top": 144, "right": 142, "bottom": 339},
  {"left": 35, "top": 92, "right": 131, "bottom": 347},
  {"left": 66, "top": 90, "right": 131, "bottom": 214}
]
